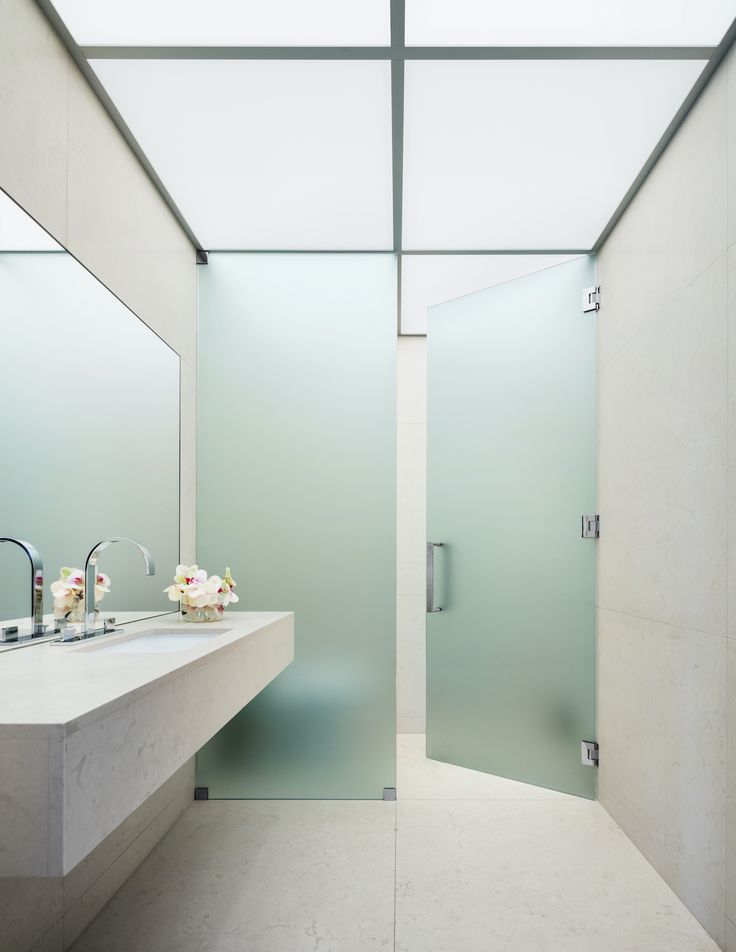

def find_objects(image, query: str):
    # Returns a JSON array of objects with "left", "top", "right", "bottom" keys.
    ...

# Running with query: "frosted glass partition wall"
[
  {"left": 197, "top": 254, "right": 396, "bottom": 798},
  {"left": 0, "top": 251, "right": 180, "bottom": 623}
]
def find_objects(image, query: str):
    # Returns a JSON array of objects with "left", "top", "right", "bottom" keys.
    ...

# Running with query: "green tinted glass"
[
  {"left": 197, "top": 254, "right": 396, "bottom": 798},
  {"left": 427, "top": 257, "right": 596, "bottom": 798}
]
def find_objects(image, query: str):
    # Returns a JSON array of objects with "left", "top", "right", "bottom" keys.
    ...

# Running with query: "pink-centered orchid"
[
  {"left": 51, "top": 566, "right": 111, "bottom": 619},
  {"left": 164, "top": 564, "right": 238, "bottom": 609}
]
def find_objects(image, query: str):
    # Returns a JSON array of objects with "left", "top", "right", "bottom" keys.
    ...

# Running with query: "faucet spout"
[
  {"left": 83, "top": 537, "right": 155, "bottom": 636},
  {"left": 0, "top": 538, "right": 46, "bottom": 636}
]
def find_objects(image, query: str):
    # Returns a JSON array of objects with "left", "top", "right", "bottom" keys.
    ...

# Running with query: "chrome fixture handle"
[
  {"left": 0, "top": 538, "right": 46, "bottom": 636},
  {"left": 83, "top": 537, "right": 155, "bottom": 637},
  {"left": 426, "top": 542, "right": 444, "bottom": 614}
]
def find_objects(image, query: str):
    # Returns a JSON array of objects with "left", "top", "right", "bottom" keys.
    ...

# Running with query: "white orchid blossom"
[
  {"left": 164, "top": 564, "right": 208, "bottom": 601},
  {"left": 219, "top": 566, "right": 239, "bottom": 606},
  {"left": 163, "top": 564, "right": 239, "bottom": 612},
  {"left": 51, "top": 566, "right": 110, "bottom": 619}
]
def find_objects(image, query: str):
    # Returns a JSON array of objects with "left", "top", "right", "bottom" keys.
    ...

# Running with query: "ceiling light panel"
[
  {"left": 402, "top": 59, "right": 705, "bottom": 250},
  {"left": 90, "top": 59, "right": 394, "bottom": 249},
  {"left": 52, "top": 0, "right": 391, "bottom": 46},
  {"left": 400, "top": 254, "right": 583, "bottom": 334},
  {"left": 405, "top": 0, "right": 734, "bottom": 46}
]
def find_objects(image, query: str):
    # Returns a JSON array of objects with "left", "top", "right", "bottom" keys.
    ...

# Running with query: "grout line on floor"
[
  {"left": 397, "top": 797, "right": 595, "bottom": 804},
  {"left": 393, "top": 800, "right": 398, "bottom": 952}
]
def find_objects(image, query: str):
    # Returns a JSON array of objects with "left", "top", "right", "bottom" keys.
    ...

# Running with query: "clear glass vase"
[
  {"left": 181, "top": 602, "right": 224, "bottom": 623},
  {"left": 57, "top": 598, "right": 89, "bottom": 624}
]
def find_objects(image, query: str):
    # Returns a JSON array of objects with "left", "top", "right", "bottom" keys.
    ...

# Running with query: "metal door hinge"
[
  {"left": 194, "top": 787, "right": 209, "bottom": 800},
  {"left": 582, "top": 286, "right": 600, "bottom": 313},
  {"left": 581, "top": 514, "right": 600, "bottom": 539},
  {"left": 383, "top": 787, "right": 397, "bottom": 801},
  {"left": 581, "top": 740, "right": 599, "bottom": 767}
]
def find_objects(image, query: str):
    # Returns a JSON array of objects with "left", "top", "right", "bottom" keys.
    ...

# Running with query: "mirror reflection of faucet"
[
  {"left": 0, "top": 537, "right": 58, "bottom": 644},
  {"left": 70, "top": 537, "right": 155, "bottom": 642},
  {"left": 1, "top": 535, "right": 156, "bottom": 645}
]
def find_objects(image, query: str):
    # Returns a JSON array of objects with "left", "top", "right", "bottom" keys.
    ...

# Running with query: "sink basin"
[{"left": 84, "top": 627, "right": 232, "bottom": 654}]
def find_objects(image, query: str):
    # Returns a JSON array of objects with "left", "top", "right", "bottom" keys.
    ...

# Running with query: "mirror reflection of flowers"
[
  {"left": 51, "top": 566, "right": 111, "bottom": 622},
  {"left": 164, "top": 564, "right": 239, "bottom": 620}
]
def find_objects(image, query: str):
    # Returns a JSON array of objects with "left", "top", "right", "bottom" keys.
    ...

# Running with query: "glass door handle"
[{"left": 426, "top": 542, "right": 444, "bottom": 613}]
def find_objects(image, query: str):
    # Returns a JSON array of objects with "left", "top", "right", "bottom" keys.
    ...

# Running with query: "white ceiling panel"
[
  {"left": 402, "top": 59, "right": 705, "bottom": 250},
  {"left": 90, "top": 59, "right": 394, "bottom": 249},
  {"left": 53, "top": 0, "right": 391, "bottom": 46},
  {"left": 400, "top": 254, "right": 583, "bottom": 333},
  {"left": 405, "top": 1, "right": 734, "bottom": 46},
  {"left": 0, "top": 191, "right": 63, "bottom": 251}
]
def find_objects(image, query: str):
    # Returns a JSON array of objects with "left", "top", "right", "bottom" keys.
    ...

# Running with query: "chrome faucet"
[
  {"left": 0, "top": 537, "right": 48, "bottom": 638},
  {"left": 83, "top": 537, "right": 155, "bottom": 637}
]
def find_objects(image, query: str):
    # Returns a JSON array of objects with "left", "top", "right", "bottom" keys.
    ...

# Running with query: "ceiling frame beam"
[
  {"left": 391, "top": 0, "right": 406, "bottom": 253},
  {"left": 200, "top": 248, "right": 591, "bottom": 255},
  {"left": 81, "top": 45, "right": 714, "bottom": 61}
]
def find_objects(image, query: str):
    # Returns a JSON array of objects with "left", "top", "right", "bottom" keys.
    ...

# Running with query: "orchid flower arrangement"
[
  {"left": 50, "top": 566, "right": 111, "bottom": 621},
  {"left": 164, "top": 564, "right": 239, "bottom": 617}
]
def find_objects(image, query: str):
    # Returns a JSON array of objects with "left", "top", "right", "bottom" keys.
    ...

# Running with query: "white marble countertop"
[
  {"left": 0, "top": 610, "right": 293, "bottom": 736},
  {"left": 0, "top": 609, "right": 294, "bottom": 876}
]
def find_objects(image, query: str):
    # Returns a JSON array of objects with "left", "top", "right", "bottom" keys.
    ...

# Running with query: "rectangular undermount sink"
[{"left": 85, "top": 627, "right": 232, "bottom": 654}]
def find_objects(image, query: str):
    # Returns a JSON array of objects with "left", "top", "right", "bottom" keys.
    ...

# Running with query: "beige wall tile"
[
  {"left": 598, "top": 609, "right": 726, "bottom": 946},
  {"left": 397, "top": 422, "right": 427, "bottom": 597},
  {"left": 396, "top": 594, "right": 426, "bottom": 733},
  {"left": 0, "top": 0, "right": 69, "bottom": 244},
  {"left": 397, "top": 337, "right": 427, "bottom": 424},
  {"left": 727, "top": 45, "right": 736, "bottom": 248},
  {"left": 598, "top": 256, "right": 728, "bottom": 635},
  {"left": 0, "top": 876, "right": 62, "bottom": 952},
  {"left": 727, "top": 245, "right": 736, "bottom": 639},
  {"left": 726, "top": 643, "right": 736, "bottom": 928},
  {"left": 30, "top": 920, "right": 63, "bottom": 952}
]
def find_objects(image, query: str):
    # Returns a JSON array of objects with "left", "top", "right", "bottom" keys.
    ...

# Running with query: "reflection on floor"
[{"left": 70, "top": 734, "right": 720, "bottom": 952}]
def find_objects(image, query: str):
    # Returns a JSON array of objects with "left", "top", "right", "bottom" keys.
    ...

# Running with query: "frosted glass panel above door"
[{"left": 197, "top": 254, "right": 396, "bottom": 798}]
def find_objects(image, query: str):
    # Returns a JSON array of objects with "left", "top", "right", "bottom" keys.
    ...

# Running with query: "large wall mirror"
[{"left": 0, "top": 189, "right": 180, "bottom": 637}]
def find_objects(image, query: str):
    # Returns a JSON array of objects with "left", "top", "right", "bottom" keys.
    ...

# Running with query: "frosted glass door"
[{"left": 427, "top": 256, "right": 596, "bottom": 798}]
